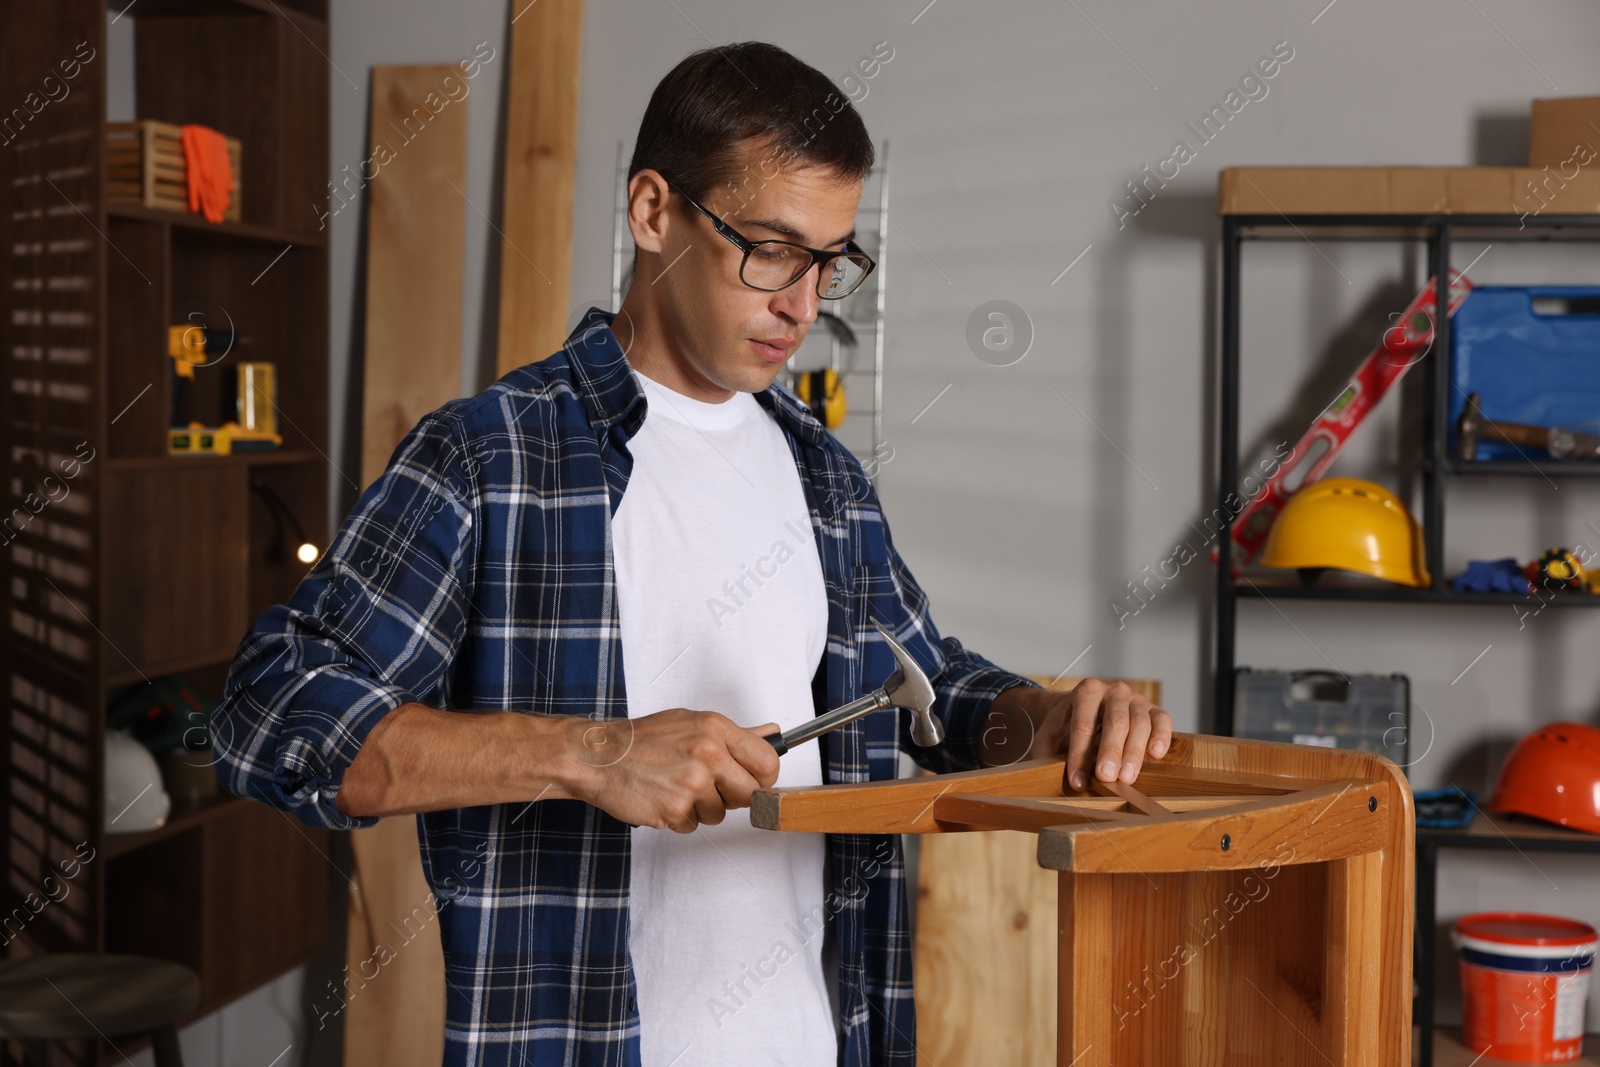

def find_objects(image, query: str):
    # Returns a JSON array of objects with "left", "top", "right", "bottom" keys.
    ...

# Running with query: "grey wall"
[
  {"left": 562, "top": 18, "right": 1600, "bottom": 1027},
  {"left": 111, "top": 1, "right": 1600, "bottom": 1059}
]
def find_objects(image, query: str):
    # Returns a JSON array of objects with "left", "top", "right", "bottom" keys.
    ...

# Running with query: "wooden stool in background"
[{"left": 0, "top": 954, "right": 200, "bottom": 1067}]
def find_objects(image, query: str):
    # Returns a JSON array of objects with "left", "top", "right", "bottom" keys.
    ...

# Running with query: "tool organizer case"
[
  {"left": 1233, "top": 667, "right": 1409, "bottom": 771},
  {"left": 1448, "top": 285, "right": 1600, "bottom": 461}
]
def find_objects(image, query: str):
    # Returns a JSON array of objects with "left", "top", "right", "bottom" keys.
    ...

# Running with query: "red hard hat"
[{"left": 1486, "top": 723, "right": 1600, "bottom": 835}]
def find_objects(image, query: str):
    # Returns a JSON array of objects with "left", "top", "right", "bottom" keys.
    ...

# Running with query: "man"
[{"left": 212, "top": 40, "right": 1170, "bottom": 1067}]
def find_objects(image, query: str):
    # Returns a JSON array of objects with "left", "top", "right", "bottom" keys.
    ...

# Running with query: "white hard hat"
[{"left": 105, "top": 729, "right": 172, "bottom": 833}]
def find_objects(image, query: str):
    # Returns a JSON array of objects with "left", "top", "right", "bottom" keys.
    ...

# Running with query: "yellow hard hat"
[{"left": 1258, "top": 477, "right": 1430, "bottom": 588}]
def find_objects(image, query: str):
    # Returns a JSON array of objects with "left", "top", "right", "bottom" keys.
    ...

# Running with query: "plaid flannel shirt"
[{"left": 212, "top": 307, "right": 1041, "bottom": 1066}]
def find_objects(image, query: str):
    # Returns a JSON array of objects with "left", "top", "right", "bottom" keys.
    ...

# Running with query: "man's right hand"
[{"left": 569, "top": 708, "right": 782, "bottom": 833}]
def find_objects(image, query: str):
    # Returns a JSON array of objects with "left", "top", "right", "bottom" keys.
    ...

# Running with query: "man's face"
[{"left": 634, "top": 142, "right": 863, "bottom": 400}]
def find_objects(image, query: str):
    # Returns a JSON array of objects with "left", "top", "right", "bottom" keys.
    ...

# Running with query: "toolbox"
[
  {"left": 1447, "top": 285, "right": 1600, "bottom": 461},
  {"left": 1233, "top": 667, "right": 1409, "bottom": 770}
]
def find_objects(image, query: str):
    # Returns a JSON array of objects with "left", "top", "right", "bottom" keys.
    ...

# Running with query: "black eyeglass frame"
[{"left": 663, "top": 177, "right": 877, "bottom": 299}]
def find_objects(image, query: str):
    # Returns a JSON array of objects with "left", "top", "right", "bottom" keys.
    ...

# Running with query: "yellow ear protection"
[
  {"left": 796, "top": 368, "right": 847, "bottom": 429},
  {"left": 792, "top": 310, "right": 855, "bottom": 430}
]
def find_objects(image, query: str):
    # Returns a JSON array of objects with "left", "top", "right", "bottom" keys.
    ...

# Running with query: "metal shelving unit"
[
  {"left": 1211, "top": 210, "right": 1600, "bottom": 1067},
  {"left": 609, "top": 141, "right": 891, "bottom": 473}
]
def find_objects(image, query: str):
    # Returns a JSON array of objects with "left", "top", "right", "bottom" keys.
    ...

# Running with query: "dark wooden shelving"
[
  {"left": 2, "top": 0, "right": 333, "bottom": 1063},
  {"left": 101, "top": 792, "right": 245, "bottom": 861},
  {"left": 105, "top": 447, "right": 325, "bottom": 471},
  {"left": 105, "top": 649, "right": 237, "bottom": 689},
  {"left": 115, "top": 0, "right": 327, "bottom": 25},
  {"left": 106, "top": 202, "right": 327, "bottom": 248}
]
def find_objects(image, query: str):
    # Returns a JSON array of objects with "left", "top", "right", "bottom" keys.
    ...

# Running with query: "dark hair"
[{"left": 627, "top": 41, "right": 875, "bottom": 211}]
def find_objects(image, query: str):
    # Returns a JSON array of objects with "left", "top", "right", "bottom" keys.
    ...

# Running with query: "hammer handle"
[
  {"left": 766, "top": 689, "right": 891, "bottom": 755},
  {"left": 1484, "top": 421, "right": 1554, "bottom": 450}
]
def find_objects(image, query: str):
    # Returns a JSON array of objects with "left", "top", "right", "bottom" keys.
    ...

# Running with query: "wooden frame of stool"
[{"left": 752, "top": 732, "right": 1414, "bottom": 1065}]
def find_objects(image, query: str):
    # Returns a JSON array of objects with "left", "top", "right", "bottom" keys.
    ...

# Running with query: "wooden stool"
[
  {"left": 754, "top": 732, "right": 1415, "bottom": 1066},
  {"left": 0, "top": 954, "right": 201, "bottom": 1067}
]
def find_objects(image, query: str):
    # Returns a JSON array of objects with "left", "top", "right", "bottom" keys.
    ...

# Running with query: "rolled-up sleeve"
[
  {"left": 211, "top": 413, "right": 477, "bottom": 829},
  {"left": 917, "top": 635, "right": 1041, "bottom": 775}
]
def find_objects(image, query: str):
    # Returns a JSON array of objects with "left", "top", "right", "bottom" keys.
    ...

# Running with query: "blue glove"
[{"left": 1449, "top": 558, "right": 1526, "bottom": 593}]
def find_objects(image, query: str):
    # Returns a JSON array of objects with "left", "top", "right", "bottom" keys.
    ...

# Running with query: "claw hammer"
[{"left": 765, "top": 620, "right": 942, "bottom": 755}]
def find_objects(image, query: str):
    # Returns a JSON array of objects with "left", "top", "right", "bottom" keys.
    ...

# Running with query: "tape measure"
[{"left": 1526, "top": 547, "right": 1586, "bottom": 592}]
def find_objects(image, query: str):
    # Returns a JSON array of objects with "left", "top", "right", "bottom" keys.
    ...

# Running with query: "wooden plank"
[
  {"left": 755, "top": 747, "right": 1328, "bottom": 835},
  {"left": 360, "top": 64, "right": 468, "bottom": 486},
  {"left": 1324, "top": 853, "right": 1383, "bottom": 1063},
  {"left": 1092, "top": 778, "right": 1171, "bottom": 816},
  {"left": 1059, "top": 872, "right": 1113, "bottom": 1066},
  {"left": 1039, "top": 780, "right": 1389, "bottom": 874},
  {"left": 346, "top": 62, "right": 469, "bottom": 1067},
  {"left": 913, "top": 677, "right": 1159, "bottom": 1067},
  {"left": 345, "top": 817, "right": 447, "bottom": 1067},
  {"left": 933, "top": 793, "right": 1139, "bottom": 833},
  {"left": 913, "top": 830, "right": 1061, "bottom": 1067},
  {"left": 494, "top": 0, "right": 583, "bottom": 375},
  {"left": 754, "top": 755, "right": 1072, "bottom": 833}
]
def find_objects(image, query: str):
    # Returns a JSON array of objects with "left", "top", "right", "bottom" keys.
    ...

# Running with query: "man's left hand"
[{"left": 981, "top": 680, "right": 1173, "bottom": 790}]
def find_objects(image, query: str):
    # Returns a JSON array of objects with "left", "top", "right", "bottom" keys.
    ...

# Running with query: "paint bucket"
[{"left": 1452, "top": 912, "right": 1597, "bottom": 1063}]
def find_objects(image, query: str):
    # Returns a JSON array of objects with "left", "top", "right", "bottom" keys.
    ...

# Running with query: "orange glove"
[{"left": 180, "top": 124, "right": 233, "bottom": 224}]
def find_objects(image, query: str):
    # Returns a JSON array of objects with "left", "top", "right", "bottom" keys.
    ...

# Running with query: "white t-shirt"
[{"left": 612, "top": 367, "right": 838, "bottom": 1067}]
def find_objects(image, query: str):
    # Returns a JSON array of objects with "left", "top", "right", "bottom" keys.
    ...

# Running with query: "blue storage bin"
[{"left": 1448, "top": 286, "right": 1600, "bottom": 461}]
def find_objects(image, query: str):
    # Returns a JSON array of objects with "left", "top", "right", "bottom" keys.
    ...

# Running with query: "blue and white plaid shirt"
[{"left": 212, "top": 307, "right": 1040, "bottom": 1066}]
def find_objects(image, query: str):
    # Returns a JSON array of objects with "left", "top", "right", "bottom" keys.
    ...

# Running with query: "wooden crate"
[{"left": 106, "top": 120, "right": 241, "bottom": 222}]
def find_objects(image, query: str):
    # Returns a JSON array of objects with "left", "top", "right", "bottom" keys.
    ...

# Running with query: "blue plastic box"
[{"left": 1448, "top": 286, "right": 1600, "bottom": 461}]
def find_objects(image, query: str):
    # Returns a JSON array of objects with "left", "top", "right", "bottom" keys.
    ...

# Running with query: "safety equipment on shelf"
[
  {"left": 180, "top": 123, "right": 235, "bottom": 224},
  {"left": 791, "top": 310, "right": 856, "bottom": 430},
  {"left": 104, "top": 729, "right": 172, "bottom": 834},
  {"left": 108, "top": 674, "right": 215, "bottom": 753},
  {"left": 1218, "top": 269, "right": 1472, "bottom": 571},
  {"left": 1525, "top": 546, "right": 1587, "bottom": 593},
  {"left": 1448, "top": 557, "right": 1531, "bottom": 594},
  {"left": 1487, "top": 722, "right": 1600, "bottom": 835},
  {"left": 794, "top": 367, "right": 847, "bottom": 429},
  {"left": 1257, "top": 476, "right": 1431, "bottom": 588}
]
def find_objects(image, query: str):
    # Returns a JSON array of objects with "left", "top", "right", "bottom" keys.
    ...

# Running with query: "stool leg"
[{"left": 151, "top": 1026, "right": 184, "bottom": 1067}]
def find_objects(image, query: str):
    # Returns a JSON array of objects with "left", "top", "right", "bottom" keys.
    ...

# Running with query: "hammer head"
[
  {"left": 873, "top": 619, "right": 942, "bottom": 747},
  {"left": 1457, "top": 391, "right": 1483, "bottom": 461}
]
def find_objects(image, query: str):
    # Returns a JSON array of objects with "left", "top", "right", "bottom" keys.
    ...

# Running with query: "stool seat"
[{"left": 0, "top": 954, "right": 200, "bottom": 1041}]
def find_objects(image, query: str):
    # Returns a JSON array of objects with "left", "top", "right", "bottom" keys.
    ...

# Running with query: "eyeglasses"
[{"left": 664, "top": 177, "right": 876, "bottom": 300}]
